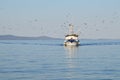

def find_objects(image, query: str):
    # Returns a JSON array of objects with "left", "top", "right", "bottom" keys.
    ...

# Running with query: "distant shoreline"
[
  {"left": 0, "top": 35, "right": 62, "bottom": 40},
  {"left": 0, "top": 35, "right": 120, "bottom": 40}
]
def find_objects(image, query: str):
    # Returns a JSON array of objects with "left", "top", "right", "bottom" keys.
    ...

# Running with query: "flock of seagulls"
[
  {"left": 61, "top": 12, "right": 120, "bottom": 36},
  {"left": 0, "top": 12, "right": 120, "bottom": 36}
]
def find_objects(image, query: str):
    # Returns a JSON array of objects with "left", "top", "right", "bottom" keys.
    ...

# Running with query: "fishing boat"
[{"left": 64, "top": 24, "right": 79, "bottom": 46}]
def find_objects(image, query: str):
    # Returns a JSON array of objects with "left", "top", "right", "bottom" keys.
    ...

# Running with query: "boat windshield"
[{"left": 67, "top": 39, "right": 76, "bottom": 43}]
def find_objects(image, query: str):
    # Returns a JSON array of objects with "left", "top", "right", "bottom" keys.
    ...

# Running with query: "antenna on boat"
[{"left": 69, "top": 24, "right": 74, "bottom": 34}]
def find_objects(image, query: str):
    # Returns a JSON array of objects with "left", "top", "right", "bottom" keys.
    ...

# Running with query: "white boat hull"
[
  {"left": 64, "top": 24, "right": 79, "bottom": 46},
  {"left": 64, "top": 41, "right": 79, "bottom": 46}
]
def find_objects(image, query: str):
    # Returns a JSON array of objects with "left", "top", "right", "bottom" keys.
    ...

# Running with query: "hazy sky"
[{"left": 0, "top": 0, "right": 120, "bottom": 39}]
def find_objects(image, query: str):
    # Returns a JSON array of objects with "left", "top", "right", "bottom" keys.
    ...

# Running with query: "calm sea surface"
[{"left": 0, "top": 39, "right": 120, "bottom": 80}]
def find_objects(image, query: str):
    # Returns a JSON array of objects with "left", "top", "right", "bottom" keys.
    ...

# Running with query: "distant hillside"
[{"left": 0, "top": 35, "right": 61, "bottom": 40}]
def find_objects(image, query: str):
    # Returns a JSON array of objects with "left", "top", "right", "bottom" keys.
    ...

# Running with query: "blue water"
[{"left": 0, "top": 39, "right": 120, "bottom": 80}]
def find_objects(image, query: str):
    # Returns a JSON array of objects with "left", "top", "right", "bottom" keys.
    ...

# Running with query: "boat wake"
[
  {"left": 80, "top": 41, "right": 120, "bottom": 46},
  {"left": 0, "top": 40, "right": 120, "bottom": 46},
  {"left": 0, "top": 41, "right": 62, "bottom": 46}
]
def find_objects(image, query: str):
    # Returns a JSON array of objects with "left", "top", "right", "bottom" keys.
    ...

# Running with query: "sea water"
[{"left": 0, "top": 39, "right": 120, "bottom": 80}]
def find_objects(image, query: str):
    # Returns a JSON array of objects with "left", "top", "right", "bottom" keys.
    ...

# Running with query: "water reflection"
[
  {"left": 64, "top": 46, "right": 79, "bottom": 68},
  {"left": 64, "top": 46, "right": 78, "bottom": 59},
  {"left": 64, "top": 46, "right": 79, "bottom": 79}
]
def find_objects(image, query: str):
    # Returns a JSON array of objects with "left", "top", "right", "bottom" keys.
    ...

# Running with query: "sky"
[{"left": 0, "top": 0, "right": 120, "bottom": 39}]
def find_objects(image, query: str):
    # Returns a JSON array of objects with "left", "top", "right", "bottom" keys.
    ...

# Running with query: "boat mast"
[{"left": 69, "top": 24, "right": 74, "bottom": 34}]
